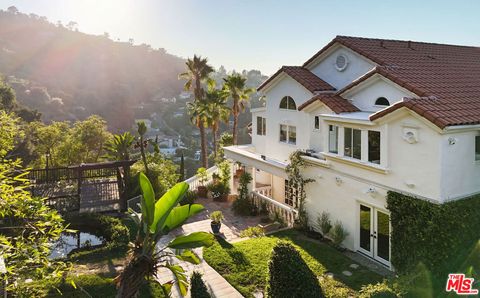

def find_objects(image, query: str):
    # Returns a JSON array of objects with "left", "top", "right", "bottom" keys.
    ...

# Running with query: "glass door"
[
  {"left": 359, "top": 205, "right": 373, "bottom": 257},
  {"left": 374, "top": 210, "right": 390, "bottom": 265}
]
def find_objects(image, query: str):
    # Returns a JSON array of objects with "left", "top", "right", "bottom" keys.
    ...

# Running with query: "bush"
[
  {"left": 180, "top": 190, "right": 197, "bottom": 205},
  {"left": 240, "top": 226, "right": 265, "bottom": 238},
  {"left": 359, "top": 281, "right": 400, "bottom": 298},
  {"left": 387, "top": 191, "right": 480, "bottom": 276},
  {"left": 232, "top": 172, "right": 257, "bottom": 216},
  {"left": 316, "top": 211, "right": 332, "bottom": 236},
  {"left": 329, "top": 220, "right": 348, "bottom": 247},
  {"left": 190, "top": 271, "right": 211, "bottom": 298},
  {"left": 64, "top": 213, "right": 130, "bottom": 249},
  {"left": 207, "top": 182, "right": 230, "bottom": 201},
  {"left": 265, "top": 241, "right": 323, "bottom": 298}
]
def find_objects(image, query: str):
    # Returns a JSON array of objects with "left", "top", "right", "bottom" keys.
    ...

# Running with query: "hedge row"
[{"left": 387, "top": 191, "right": 480, "bottom": 274}]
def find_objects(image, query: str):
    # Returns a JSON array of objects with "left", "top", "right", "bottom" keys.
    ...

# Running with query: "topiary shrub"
[
  {"left": 265, "top": 241, "right": 323, "bottom": 298},
  {"left": 190, "top": 271, "right": 211, "bottom": 298},
  {"left": 232, "top": 172, "right": 257, "bottom": 216}
]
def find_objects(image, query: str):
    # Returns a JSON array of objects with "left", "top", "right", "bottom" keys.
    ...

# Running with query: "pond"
[{"left": 49, "top": 232, "right": 104, "bottom": 259}]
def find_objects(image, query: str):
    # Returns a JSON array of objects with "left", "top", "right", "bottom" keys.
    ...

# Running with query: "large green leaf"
[
  {"left": 150, "top": 182, "right": 188, "bottom": 234},
  {"left": 161, "top": 204, "right": 205, "bottom": 234},
  {"left": 167, "top": 232, "right": 215, "bottom": 249},
  {"left": 175, "top": 249, "right": 201, "bottom": 265},
  {"left": 139, "top": 172, "right": 155, "bottom": 227},
  {"left": 164, "top": 263, "right": 188, "bottom": 296}
]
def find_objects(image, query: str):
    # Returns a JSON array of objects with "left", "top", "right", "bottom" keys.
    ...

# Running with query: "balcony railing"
[
  {"left": 184, "top": 166, "right": 218, "bottom": 190},
  {"left": 251, "top": 190, "right": 298, "bottom": 227}
]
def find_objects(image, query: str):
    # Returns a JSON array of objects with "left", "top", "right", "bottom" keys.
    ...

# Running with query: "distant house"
[{"left": 223, "top": 36, "right": 480, "bottom": 269}]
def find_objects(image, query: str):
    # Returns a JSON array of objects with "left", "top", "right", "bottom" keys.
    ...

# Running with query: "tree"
[
  {"left": 190, "top": 271, "right": 211, "bottom": 298},
  {"left": 68, "top": 115, "right": 111, "bottom": 163},
  {"left": 66, "top": 21, "right": 78, "bottom": 31},
  {"left": 265, "top": 242, "right": 323, "bottom": 298},
  {"left": 0, "top": 111, "right": 22, "bottom": 159},
  {"left": 179, "top": 55, "right": 214, "bottom": 168},
  {"left": 0, "top": 79, "right": 16, "bottom": 112},
  {"left": 7, "top": 6, "right": 18, "bottom": 14},
  {"left": 223, "top": 73, "right": 254, "bottom": 145},
  {"left": 116, "top": 173, "right": 215, "bottom": 297},
  {"left": 103, "top": 132, "right": 135, "bottom": 161},
  {"left": 33, "top": 121, "right": 70, "bottom": 167},
  {"left": 204, "top": 87, "right": 230, "bottom": 160},
  {"left": 135, "top": 121, "right": 150, "bottom": 176}
]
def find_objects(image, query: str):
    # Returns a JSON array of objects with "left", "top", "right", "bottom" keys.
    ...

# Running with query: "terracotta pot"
[{"left": 197, "top": 186, "right": 208, "bottom": 198}]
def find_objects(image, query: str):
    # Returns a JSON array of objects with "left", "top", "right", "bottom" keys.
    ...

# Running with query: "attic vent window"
[
  {"left": 335, "top": 54, "right": 348, "bottom": 71},
  {"left": 375, "top": 97, "right": 390, "bottom": 106}
]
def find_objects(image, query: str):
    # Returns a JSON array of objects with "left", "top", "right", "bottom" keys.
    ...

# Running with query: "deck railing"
[
  {"left": 251, "top": 190, "right": 298, "bottom": 227},
  {"left": 254, "top": 185, "right": 272, "bottom": 198},
  {"left": 184, "top": 166, "right": 218, "bottom": 190}
]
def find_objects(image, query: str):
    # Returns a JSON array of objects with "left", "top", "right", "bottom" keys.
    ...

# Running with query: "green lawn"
[{"left": 203, "top": 229, "right": 386, "bottom": 298}]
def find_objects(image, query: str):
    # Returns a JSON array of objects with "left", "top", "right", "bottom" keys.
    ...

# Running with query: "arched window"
[
  {"left": 375, "top": 97, "right": 390, "bottom": 106},
  {"left": 280, "top": 96, "right": 297, "bottom": 110}
]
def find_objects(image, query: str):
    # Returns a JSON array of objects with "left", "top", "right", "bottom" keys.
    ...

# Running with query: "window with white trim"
[
  {"left": 280, "top": 124, "right": 296, "bottom": 145},
  {"left": 475, "top": 135, "right": 480, "bottom": 161},
  {"left": 375, "top": 97, "right": 390, "bottom": 106},
  {"left": 279, "top": 96, "right": 296, "bottom": 110},
  {"left": 284, "top": 179, "right": 298, "bottom": 208},
  {"left": 314, "top": 116, "right": 320, "bottom": 130},
  {"left": 368, "top": 130, "right": 381, "bottom": 164},
  {"left": 344, "top": 127, "right": 362, "bottom": 159},
  {"left": 328, "top": 125, "right": 339, "bottom": 153},
  {"left": 256, "top": 116, "right": 266, "bottom": 135}
]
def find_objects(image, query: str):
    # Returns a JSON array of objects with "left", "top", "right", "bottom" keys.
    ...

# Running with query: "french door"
[{"left": 358, "top": 204, "right": 391, "bottom": 266}]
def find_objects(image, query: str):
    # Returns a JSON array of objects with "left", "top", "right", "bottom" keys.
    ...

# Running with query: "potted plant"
[
  {"left": 208, "top": 182, "right": 230, "bottom": 202},
  {"left": 210, "top": 211, "right": 224, "bottom": 234},
  {"left": 196, "top": 167, "right": 208, "bottom": 198}
]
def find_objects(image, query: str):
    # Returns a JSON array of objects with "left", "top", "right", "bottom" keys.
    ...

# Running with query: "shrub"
[
  {"left": 265, "top": 241, "right": 323, "bottom": 298},
  {"left": 180, "top": 190, "right": 197, "bottom": 205},
  {"left": 240, "top": 226, "right": 265, "bottom": 238},
  {"left": 329, "top": 220, "right": 349, "bottom": 247},
  {"left": 217, "top": 160, "right": 231, "bottom": 186},
  {"left": 359, "top": 281, "right": 400, "bottom": 298},
  {"left": 190, "top": 271, "right": 211, "bottom": 298},
  {"left": 316, "top": 211, "right": 332, "bottom": 236},
  {"left": 207, "top": 182, "right": 230, "bottom": 201},
  {"left": 196, "top": 167, "right": 208, "bottom": 185},
  {"left": 209, "top": 211, "right": 224, "bottom": 223},
  {"left": 387, "top": 191, "right": 480, "bottom": 276},
  {"left": 232, "top": 172, "right": 257, "bottom": 216}
]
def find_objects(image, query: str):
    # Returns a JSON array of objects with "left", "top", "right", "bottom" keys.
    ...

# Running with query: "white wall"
[
  {"left": 256, "top": 75, "right": 314, "bottom": 162},
  {"left": 440, "top": 130, "right": 480, "bottom": 201},
  {"left": 251, "top": 109, "right": 266, "bottom": 155},
  {"left": 309, "top": 46, "right": 375, "bottom": 90},
  {"left": 343, "top": 77, "right": 414, "bottom": 112}
]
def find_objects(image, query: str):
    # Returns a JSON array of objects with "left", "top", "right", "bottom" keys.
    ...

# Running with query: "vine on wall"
[{"left": 286, "top": 150, "right": 314, "bottom": 231}]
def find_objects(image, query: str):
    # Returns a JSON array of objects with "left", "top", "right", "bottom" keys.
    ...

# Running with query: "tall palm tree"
[
  {"left": 223, "top": 73, "right": 254, "bottom": 145},
  {"left": 179, "top": 55, "right": 214, "bottom": 168},
  {"left": 204, "top": 88, "right": 230, "bottom": 160}
]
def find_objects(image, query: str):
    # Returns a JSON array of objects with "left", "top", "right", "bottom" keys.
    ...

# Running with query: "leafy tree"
[
  {"left": 0, "top": 111, "right": 22, "bottom": 159},
  {"left": 179, "top": 55, "right": 214, "bottom": 168},
  {"left": 131, "top": 153, "right": 179, "bottom": 197},
  {"left": 216, "top": 132, "right": 233, "bottom": 162},
  {"left": 0, "top": 79, "right": 16, "bottom": 112},
  {"left": 116, "top": 173, "right": 215, "bottom": 297},
  {"left": 223, "top": 73, "right": 254, "bottom": 145},
  {"left": 32, "top": 121, "right": 70, "bottom": 167},
  {"left": 103, "top": 132, "right": 135, "bottom": 161}
]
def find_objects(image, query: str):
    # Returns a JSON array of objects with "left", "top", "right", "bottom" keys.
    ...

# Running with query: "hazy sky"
[{"left": 1, "top": 0, "right": 479, "bottom": 74}]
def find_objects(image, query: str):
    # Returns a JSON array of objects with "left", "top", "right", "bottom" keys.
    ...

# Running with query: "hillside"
[{"left": 0, "top": 9, "right": 186, "bottom": 130}]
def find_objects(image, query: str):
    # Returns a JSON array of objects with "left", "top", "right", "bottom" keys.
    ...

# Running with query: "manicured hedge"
[
  {"left": 265, "top": 241, "right": 323, "bottom": 298},
  {"left": 387, "top": 191, "right": 480, "bottom": 274}
]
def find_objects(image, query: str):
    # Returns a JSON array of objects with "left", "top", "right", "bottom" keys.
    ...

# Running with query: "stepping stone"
[
  {"left": 325, "top": 272, "right": 334, "bottom": 279},
  {"left": 342, "top": 270, "right": 353, "bottom": 276},
  {"left": 349, "top": 263, "right": 359, "bottom": 269}
]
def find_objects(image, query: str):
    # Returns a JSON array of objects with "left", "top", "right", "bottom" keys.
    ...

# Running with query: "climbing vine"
[{"left": 285, "top": 150, "right": 314, "bottom": 231}]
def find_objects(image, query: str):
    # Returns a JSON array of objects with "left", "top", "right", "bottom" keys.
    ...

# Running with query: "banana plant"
[{"left": 116, "top": 173, "right": 215, "bottom": 297}]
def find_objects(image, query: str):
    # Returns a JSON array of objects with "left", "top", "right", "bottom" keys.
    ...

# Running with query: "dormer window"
[
  {"left": 280, "top": 96, "right": 296, "bottom": 110},
  {"left": 375, "top": 97, "right": 390, "bottom": 106}
]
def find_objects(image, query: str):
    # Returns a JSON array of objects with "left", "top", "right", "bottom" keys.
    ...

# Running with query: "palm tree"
[
  {"left": 116, "top": 173, "right": 214, "bottom": 297},
  {"left": 179, "top": 55, "right": 214, "bottom": 168},
  {"left": 223, "top": 73, "right": 254, "bottom": 145},
  {"left": 187, "top": 100, "right": 210, "bottom": 160},
  {"left": 103, "top": 132, "right": 135, "bottom": 161},
  {"left": 204, "top": 88, "right": 230, "bottom": 160}
]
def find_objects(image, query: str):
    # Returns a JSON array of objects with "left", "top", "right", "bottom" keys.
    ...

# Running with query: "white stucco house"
[{"left": 223, "top": 36, "right": 480, "bottom": 269}]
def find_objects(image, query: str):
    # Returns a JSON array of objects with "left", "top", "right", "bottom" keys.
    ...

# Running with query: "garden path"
[{"left": 156, "top": 198, "right": 262, "bottom": 297}]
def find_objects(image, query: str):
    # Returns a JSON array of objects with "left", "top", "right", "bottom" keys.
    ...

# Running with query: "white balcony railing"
[
  {"left": 251, "top": 190, "right": 298, "bottom": 227},
  {"left": 184, "top": 166, "right": 218, "bottom": 190}
]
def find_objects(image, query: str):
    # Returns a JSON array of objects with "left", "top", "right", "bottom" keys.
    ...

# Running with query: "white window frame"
[
  {"left": 279, "top": 124, "right": 296, "bottom": 145},
  {"left": 279, "top": 96, "right": 297, "bottom": 111},
  {"left": 256, "top": 116, "right": 266, "bottom": 136},
  {"left": 314, "top": 116, "right": 320, "bottom": 130},
  {"left": 475, "top": 135, "right": 480, "bottom": 161}
]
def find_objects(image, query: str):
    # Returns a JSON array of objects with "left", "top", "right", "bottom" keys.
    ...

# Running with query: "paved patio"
[{"left": 155, "top": 198, "right": 263, "bottom": 297}]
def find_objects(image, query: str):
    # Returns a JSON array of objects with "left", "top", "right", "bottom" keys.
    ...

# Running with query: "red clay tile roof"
[
  {"left": 298, "top": 93, "right": 360, "bottom": 113},
  {"left": 258, "top": 66, "right": 335, "bottom": 93},
  {"left": 304, "top": 36, "right": 480, "bottom": 128}
]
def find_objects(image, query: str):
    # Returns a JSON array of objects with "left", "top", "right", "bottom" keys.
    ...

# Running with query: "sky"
[{"left": 1, "top": 0, "right": 479, "bottom": 74}]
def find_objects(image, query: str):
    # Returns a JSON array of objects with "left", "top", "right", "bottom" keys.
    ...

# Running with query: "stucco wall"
[
  {"left": 309, "top": 46, "right": 375, "bottom": 90},
  {"left": 440, "top": 130, "right": 480, "bottom": 201}
]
